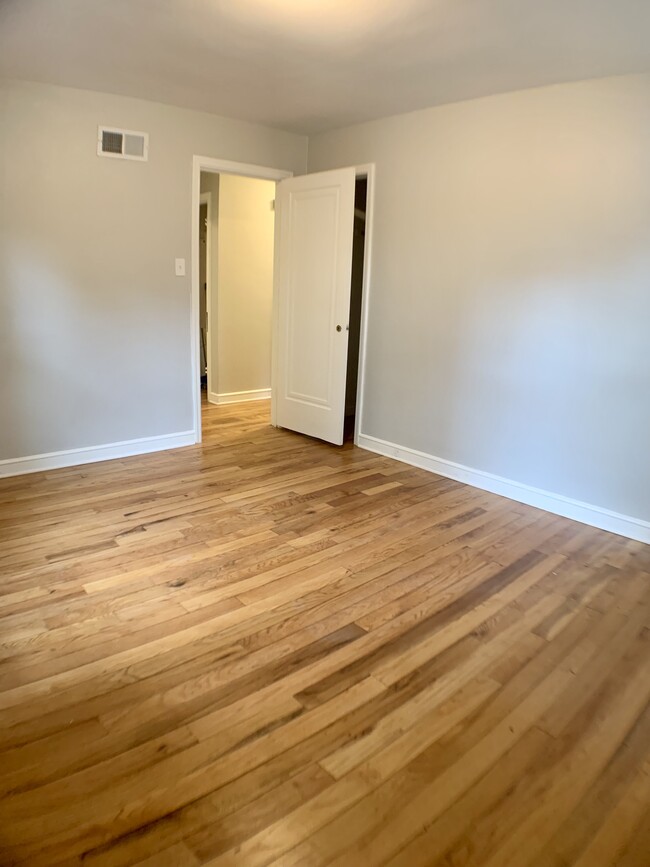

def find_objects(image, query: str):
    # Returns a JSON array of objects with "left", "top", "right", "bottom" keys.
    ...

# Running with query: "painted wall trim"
[
  {"left": 0, "top": 431, "right": 196, "bottom": 479},
  {"left": 357, "top": 432, "right": 650, "bottom": 544},
  {"left": 208, "top": 388, "right": 271, "bottom": 405}
]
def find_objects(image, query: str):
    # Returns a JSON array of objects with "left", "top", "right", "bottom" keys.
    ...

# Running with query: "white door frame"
[
  {"left": 191, "top": 156, "right": 293, "bottom": 442},
  {"left": 351, "top": 163, "right": 375, "bottom": 446},
  {"left": 199, "top": 191, "right": 212, "bottom": 399}
]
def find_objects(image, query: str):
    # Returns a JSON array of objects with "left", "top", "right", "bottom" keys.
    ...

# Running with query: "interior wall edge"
[
  {"left": 208, "top": 389, "right": 271, "bottom": 405},
  {"left": 357, "top": 431, "right": 650, "bottom": 544},
  {"left": 0, "top": 78, "right": 307, "bottom": 463},
  {"left": 0, "top": 430, "right": 197, "bottom": 479}
]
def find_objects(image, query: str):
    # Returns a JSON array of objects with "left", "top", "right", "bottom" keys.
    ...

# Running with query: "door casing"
[{"left": 191, "top": 156, "right": 292, "bottom": 443}]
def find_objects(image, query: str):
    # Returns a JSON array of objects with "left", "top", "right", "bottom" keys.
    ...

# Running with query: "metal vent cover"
[{"left": 97, "top": 127, "right": 148, "bottom": 161}]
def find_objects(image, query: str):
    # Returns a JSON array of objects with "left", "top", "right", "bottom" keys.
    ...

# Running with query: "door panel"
[{"left": 274, "top": 168, "right": 356, "bottom": 445}]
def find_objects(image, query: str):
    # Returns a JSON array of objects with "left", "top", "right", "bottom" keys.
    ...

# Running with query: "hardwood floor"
[{"left": 0, "top": 398, "right": 648, "bottom": 866}]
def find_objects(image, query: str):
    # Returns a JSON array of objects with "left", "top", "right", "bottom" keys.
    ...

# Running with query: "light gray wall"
[
  {"left": 308, "top": 74, "right": 650, "bottom": 522},
  {"left": 213, "top": 174, "right": 275, "bottom": 398},
  {"left": 0, "top": 80, "right": 306, "bottom": 460}
]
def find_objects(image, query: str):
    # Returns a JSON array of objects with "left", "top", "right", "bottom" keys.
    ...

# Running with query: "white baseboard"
[
  {"left": 0, "top": 430, "right": 197, "bottom": 479},
  {"left": 357, "top": 432, "right": 650, "bottom": 544},
  {"left": 208, "top": 388, "right": 271, "bottom": 405}
]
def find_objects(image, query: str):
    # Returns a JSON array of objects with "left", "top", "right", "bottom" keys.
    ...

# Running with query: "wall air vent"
[{"left": 97, "top": 127, "right": 148, "bottom": 161}]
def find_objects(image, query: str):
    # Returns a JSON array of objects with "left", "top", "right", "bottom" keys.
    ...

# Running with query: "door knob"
[{"left": 336, "top": 325, "right": 342, "bottom": 332}]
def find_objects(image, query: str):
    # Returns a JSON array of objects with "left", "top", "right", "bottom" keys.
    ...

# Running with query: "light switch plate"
[{"left": 175, "top": 258, "right": 186, "bottom": 277}]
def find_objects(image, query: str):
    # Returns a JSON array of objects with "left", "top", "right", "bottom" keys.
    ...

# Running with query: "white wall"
[
  {"left": 0, "top": 80, "right": 306, "bottom": 463},
  {"left": 204, "top": 173, "right": 275, "bottom": 401},
  {"left": 309, "top": 74, "right": 650, "bottom": 527}
]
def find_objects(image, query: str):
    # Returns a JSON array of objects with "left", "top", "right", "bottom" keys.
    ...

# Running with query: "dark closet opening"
[{"left": 344, "top": 176, "right": 367, "bottom": 441}]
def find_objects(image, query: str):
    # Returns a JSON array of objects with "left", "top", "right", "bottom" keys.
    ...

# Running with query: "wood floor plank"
[{"left": 0, "top": 398, "right": 647, "bottom": 866}]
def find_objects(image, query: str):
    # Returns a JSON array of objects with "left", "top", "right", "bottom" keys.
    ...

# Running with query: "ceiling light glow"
[{"left": 220, "top": 0, "right": 417, "bottom": 41}]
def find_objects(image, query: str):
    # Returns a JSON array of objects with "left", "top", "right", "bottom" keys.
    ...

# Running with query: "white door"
[{"left": 273, "top": 167, "right": 356, "bottom": 445}]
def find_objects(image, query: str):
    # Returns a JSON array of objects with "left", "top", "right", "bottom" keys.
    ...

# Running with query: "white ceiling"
[{"left": 1, "top": 0, "right": 649, "bottom": 134}]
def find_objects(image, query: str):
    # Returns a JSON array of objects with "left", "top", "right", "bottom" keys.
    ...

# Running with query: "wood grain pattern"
[{"left": 0, "top": 399, "right": 648, "bottom": 866}]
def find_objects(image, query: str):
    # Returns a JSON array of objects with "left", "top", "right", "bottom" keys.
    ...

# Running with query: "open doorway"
[
  {"left": 192, "top": 159, "right": 374, "bottom": 447},
  {"left": 191, "top": 158, "right": 292, "bottom": 442},
  {"left": 198, "top": 170, "right": 276, "bottom": 413}
]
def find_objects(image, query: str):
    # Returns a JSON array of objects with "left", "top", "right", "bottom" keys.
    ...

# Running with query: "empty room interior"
[{"left": 0, "top": 2, "right": 649, "bottom": 865}]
